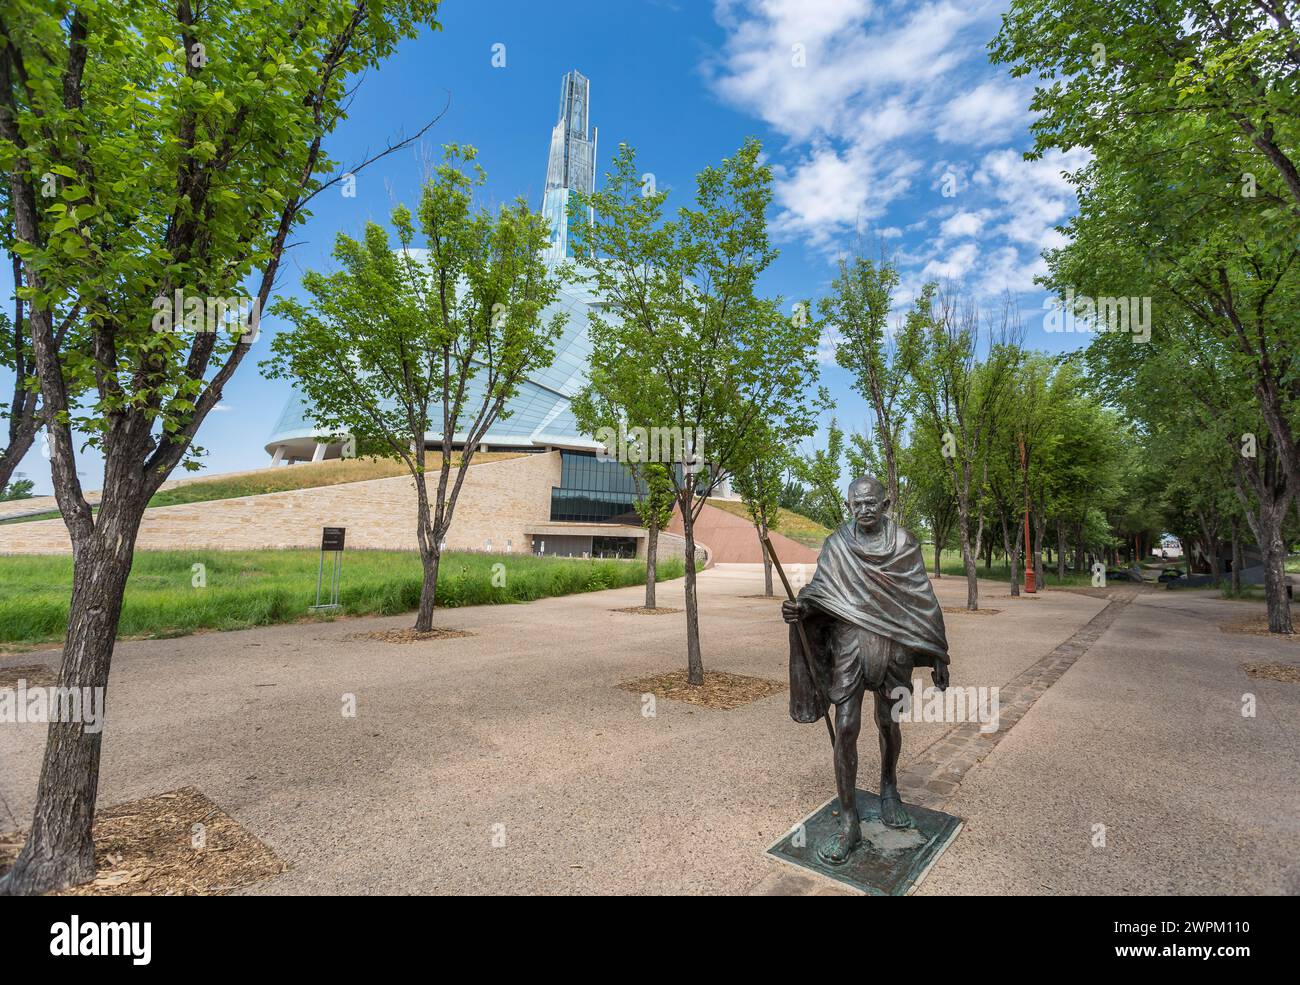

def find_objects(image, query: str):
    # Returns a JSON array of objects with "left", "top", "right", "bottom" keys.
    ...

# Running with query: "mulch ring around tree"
[
  {"left": 346, "top": 628, "right": 473, "bottom": 643},
  {"left": 941, "top": 607, "right": 1002, "bottom": 616},
  {"left": 618, "top": 669, "right": 786, "bottom": 711},
  {"left": 1220, "top": 617, "right": 1300, "bottom": 642},
  {"left": 610, "top": 606, "right": 683, "bottom": 615},
  {"left": 0, "top": 664, "right": 58, "bottom": 689},
  {"left": 0, "top": 787, "right": 287, "bottom": 896},
  {"left": 1241, "top": 660, "right": 1300, "bottom": 683}
]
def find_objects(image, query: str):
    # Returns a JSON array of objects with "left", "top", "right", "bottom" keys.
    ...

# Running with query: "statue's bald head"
[{"left": 847, "top": 475, "right": 886, "bottom": 500}]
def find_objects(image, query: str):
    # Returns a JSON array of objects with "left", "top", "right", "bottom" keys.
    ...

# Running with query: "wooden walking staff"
[{"left": 762, "top": 535, "right": 835, "bottom": 747}]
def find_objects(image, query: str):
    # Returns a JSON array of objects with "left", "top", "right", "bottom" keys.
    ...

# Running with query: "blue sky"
[{"left": 5, "top": 0, "right": 1088, "bottom": 495}]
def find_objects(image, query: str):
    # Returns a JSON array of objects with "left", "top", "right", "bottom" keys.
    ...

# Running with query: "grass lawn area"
[
  {"left": 0, "top": 548, "right": 685, "bottom": 647},
  {"left": 148, "top": 453, "right": 524, "bottom": 507},
  {"left": 928, "top": 548, "right": 1096, "bottom": 588},
  {"left": 703, "top": 498, "right": 832, "bottom": 549}
]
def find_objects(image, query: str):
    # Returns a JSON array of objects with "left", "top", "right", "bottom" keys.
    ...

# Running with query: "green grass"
[
  {"left": 0, "top": 548, "right": 686, "bottom": 646},
  {"left": 0, "top": 509, "right": 62, "bottom": 524},
  {"left": 147, "top": 453, "right": 522, "bottom": 508},
  {"left": 703, "top": 498, "right": 832, "bottom": 549},
  {"left": 927, "top": 548, "right": 1096, "bottom": 588}
]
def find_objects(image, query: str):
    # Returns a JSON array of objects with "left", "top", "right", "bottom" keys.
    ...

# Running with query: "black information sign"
[
  {"left": 321, "top": 527, "right": 346, "bottom": 552},
  {"left": 311, "top": 527, "right": 346, "bottom": 611}
]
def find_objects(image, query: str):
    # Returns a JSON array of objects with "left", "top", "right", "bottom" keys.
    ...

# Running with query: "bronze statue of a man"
[{"left": 782, "top": 476, "right": 950, "bottom": 865}]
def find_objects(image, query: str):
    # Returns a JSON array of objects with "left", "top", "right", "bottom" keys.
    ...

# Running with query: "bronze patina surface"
[{"left": 781, "top": 475, "right": 954, "bottom": 866}]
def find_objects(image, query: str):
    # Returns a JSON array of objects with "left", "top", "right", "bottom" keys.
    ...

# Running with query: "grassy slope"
[
  {"left": 0, "top": 549, "right": 685, "bottom": 647},
  {"left": 146, "top": 453, "right": 523, "bottom": 508},
  {"left": 703, "top": 498, "right": 832, "bottom": 549}
]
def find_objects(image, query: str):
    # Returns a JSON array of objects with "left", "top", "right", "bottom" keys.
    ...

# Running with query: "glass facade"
[{"left": 550, "top": 450, "right": 645, "bottom": 523}]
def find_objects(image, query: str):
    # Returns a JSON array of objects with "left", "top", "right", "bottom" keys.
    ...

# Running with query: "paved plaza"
[{"left": 1, "top": 566, "right": 1295, "bottom": 895}]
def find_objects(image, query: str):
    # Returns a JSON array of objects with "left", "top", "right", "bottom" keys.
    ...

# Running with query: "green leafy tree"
[
  {"left": 570, "top": 139, "right": 821, "bottom": 685},
  {"left": 901, "top": 428, "right": 958, "bottom": 577},
  {"left": 0, "top": 475, "right": 33, "bottom": 499},
  {"left": 993, "top": 0, "right": 1300, "bottom": 224},
  {"left": 900, "top": 285, "right": 1022, "bottom": 609},
  {"left": 792, "top": 418, "right": 847, "bottom": 529},
  {"left": 0, "top": 0, "right": 443, "bottom": 896},
  {"left": 265, "top": 147, "right": 563, "bottom": 632},
  {"left": 1042, "top": 126, "right": 1297, "bottom": 625},
  {"left": 570, "top": 390, "right": 678, "bottom": 610},
  {"left": 634, "top": 462, "right": 676, "bottom": 609},
  {"left": 826, "top": 250, "right": 907, "bottom": 510},
  {"left": 732, "top": 422, "right": 790, "bottom": 597},
  {"left": 996, "top": 0, "right": 1300, "bottom": 575}
]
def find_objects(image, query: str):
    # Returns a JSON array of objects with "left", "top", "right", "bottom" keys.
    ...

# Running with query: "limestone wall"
[{"left": 0, "top": 452, "right": 562, "bottom": 555}]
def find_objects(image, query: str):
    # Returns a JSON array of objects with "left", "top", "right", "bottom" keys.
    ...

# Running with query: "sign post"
[{"left": 310, "top": 526, "right": 346, "bottom": 612}]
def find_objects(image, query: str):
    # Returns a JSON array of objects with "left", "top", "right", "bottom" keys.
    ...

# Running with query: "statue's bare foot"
[
  {"left": 816, "top": 815, "right": 861, "bottom": 865},
  {"left": 879, "top": 785, "right": 913, "bottom": 829}
]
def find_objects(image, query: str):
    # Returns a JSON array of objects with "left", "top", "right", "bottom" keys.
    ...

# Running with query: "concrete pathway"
[{"left": 0, "top": 569, "right": 1294, "bottom": 894}]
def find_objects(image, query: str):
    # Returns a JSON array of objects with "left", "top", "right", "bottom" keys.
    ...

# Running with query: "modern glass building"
[
  {"left": 262, "top": 259, "right": 608, "bottom": 464},
  {"left": 263, "top": 71, "right": 672, "bottom": 554},
  {"left": 264, "top": 70, "right": 605, "bottom": 468}
]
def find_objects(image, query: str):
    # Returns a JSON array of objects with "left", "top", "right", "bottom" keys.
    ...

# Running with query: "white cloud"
[
  {"left": 707, "top": 0, "right": 1082, "bottom": 304},
  {"left": 921, "top": 242, "right": 980, "bottom": 281},
  {"left": 936, "top": 80, "right": 1030, "bottom": 146},
  {"left": 938, "top": 209, "right": 990, "bottom": 239},
  {"left": 771, "top": 144, "right": 919, "bottom": 247}
]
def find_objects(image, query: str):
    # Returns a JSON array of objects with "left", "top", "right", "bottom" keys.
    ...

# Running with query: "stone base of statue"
[{"left": 766, "top": 789, "right": 962, "bottom": 895}]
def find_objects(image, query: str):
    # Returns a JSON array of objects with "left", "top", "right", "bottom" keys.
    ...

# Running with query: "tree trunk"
[
  {"left": 757, "top": 519, "right": 773, "bottom": 597},
  {"left": 680, "top": 500, "right": 704, "bottom": 685},
  {"left": 933, "top": 538, "right": 942, "bottom": 578},
  {"left": 1199, "top": 518, "right": 1223, "bottom": 585},
  {"left": 414, "top": 546, "right": 442, "bottom": 632},
  {"left": 1056, "top": 519, "right": 1066, "bottom": 580},
  {"left": 1001, "top": 512, "right": 1019, "bottom": 597},
  {"left": 1033, "top": 509, "right": 1046, "bottom": 588},
  {"left": 0, "top": 418, "right": 38, "bottom": 494},
  {"left": 0, "top": 507, "right": 140, "bottom": 895},
  {"left": 1230, "top": 520, "right": 1242, "bottom": 595},
  {"left": 1263, "top": 527, "right": 1292, "bottom": 633},
  {"left": 1227, "top": 451, "right": 1292, "bottom": 632},
  {"left": 957, "top": 502, "right": 978, "bottom": 610},
  {"left": 413, "top": 463, "right": 440, "bottom": 633},
  {"left": 645, "top": 515, "right": 659, "bottom": 609}
]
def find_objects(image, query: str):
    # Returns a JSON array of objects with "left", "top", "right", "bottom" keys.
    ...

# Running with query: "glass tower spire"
[{"left": 542, "top": 70, "right": 596, "bottom": 260}]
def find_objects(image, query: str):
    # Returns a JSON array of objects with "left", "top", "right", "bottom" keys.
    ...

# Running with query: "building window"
[{"left": 551, "top": 450, "right": 646, "bottom": 522}]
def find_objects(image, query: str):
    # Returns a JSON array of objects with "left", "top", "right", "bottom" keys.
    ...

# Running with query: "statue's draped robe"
[{"left": 789, "top": 517, "right": 949, "bottom": 723}]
